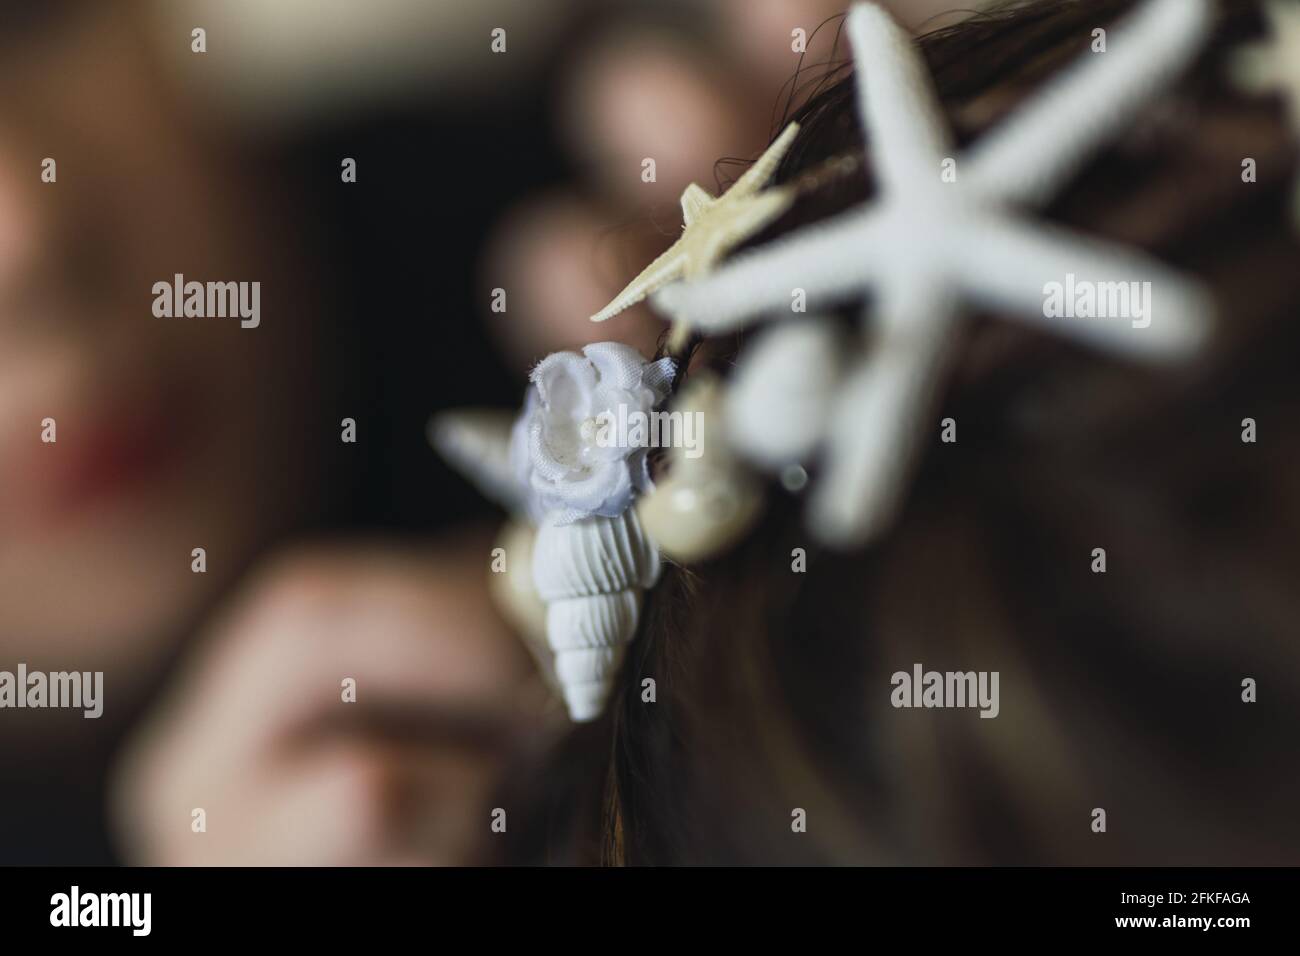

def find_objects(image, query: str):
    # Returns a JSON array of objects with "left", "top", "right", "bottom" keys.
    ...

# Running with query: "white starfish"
[
  {"left": 590, "top": 121, "right": 800, "bottom": 348},
  {"left": 653, "top": 0, "right": 1216, "bottom": 548}
]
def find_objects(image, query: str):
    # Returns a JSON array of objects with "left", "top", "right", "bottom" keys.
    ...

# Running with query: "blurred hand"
[{"left": 112, "top": 533, "right": 553, "bottom": 865}]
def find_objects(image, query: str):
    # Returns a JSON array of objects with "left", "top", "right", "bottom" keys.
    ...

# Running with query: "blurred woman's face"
[{"left": 0, "top": 6, "right": 323, "bottom": 693}]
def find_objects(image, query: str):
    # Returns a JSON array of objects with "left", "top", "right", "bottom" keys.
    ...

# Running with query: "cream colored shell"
[
  {"left": 487, "top": 520, "right": 558, "bottom": 696},
  {"left": 637, "top": 373, "right": 764, "bottom": 564}
]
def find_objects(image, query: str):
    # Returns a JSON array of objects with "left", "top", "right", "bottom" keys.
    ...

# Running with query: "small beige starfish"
[
  {"left": 590, "top": 121, "right": 800, "bottom": 349},
  {"left": 1232, "top": 0, "right": 1300, "bottom": 132}
]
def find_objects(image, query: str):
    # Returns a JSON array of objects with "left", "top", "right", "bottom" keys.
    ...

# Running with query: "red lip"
[{"left": 20, "top": 381, "right": 197, "bottom": 522}]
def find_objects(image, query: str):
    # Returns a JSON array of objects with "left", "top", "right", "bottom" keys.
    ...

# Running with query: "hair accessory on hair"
[
  {"left": 515, "top": 342, "right": 675, "bottom": 524},
  {"left": 436, "top": 0, "right": 1224, "bottom": 716},
  {"left": 532, "top": 508, "right": 659, "bottom": 721},
  {"left": 651, "top": 0, "right": 1216, "bottom": 548},
  {"left": 1230, "top": 0, "right": 1300, "bottom": 225},
  {"left": 636, "top": 372, "right": 765, "bottom": 562},
  {"left": 723, "top": 318, "right": 845, "bottom": 470},
  {"left": 590, "top": 121, "right": 800, "bottom": 349},
  {"left": 433, "top": 343, "right": 672, "bottom": 721}
]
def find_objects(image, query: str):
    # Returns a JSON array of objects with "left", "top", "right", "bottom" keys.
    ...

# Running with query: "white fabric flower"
[{"left": 511, "top": 342, "right": 675, "bottom": 524}]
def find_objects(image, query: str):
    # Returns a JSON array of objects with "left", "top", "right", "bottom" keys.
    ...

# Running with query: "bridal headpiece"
[{"left": 433, "top": 0, "right": 1223, "bottom": 721}]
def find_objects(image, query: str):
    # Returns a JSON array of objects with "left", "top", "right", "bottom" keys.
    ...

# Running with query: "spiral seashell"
[{"left": 532, "top": 507, "right": 660, "bottom": 721}]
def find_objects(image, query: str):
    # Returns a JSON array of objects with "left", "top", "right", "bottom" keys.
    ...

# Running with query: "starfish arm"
[
  {"left": 652, "top": 210, "right": 887, "bottom": 332},
  {"left": 728, "top": 121, "right": 801, "bottom": 200},
  {"left": 590, "top": 245, "right": 687, "bottom": 323},
  {"left": 686, "top": 188, "right": 795, "bottom": 277},
  {"left": 965, "top": 0, "right": 1211, "bottom": 208},
  {"left": 845, "top": 3, "right": 952, "bottom": 195},
  {"left": 810, "top": 291, "right": 959, "bottom": 549},
  {"left": 680, "top": 184, "right": 715, "bottom": 227},
  {"left": 949, "top": 216, "right": 1215, "bottom": 362},
  {"left": 428, "top": 409, "right": 523, "bottom": 513}
]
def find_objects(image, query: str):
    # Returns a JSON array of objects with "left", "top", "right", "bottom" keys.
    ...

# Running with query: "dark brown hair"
[{"left": 509, "top": 0, "right": 1300, "bottom": 865}]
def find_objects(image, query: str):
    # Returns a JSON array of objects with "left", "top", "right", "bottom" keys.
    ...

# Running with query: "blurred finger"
[
  {"left": 160, "top": 540, "right": 547, "bottom": 772},
  {"left": 559, "top": 28, "right": 767, "bottom": 212},
  {"left": 155, "top": 736, "right": 506, "bottom": 865}
]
